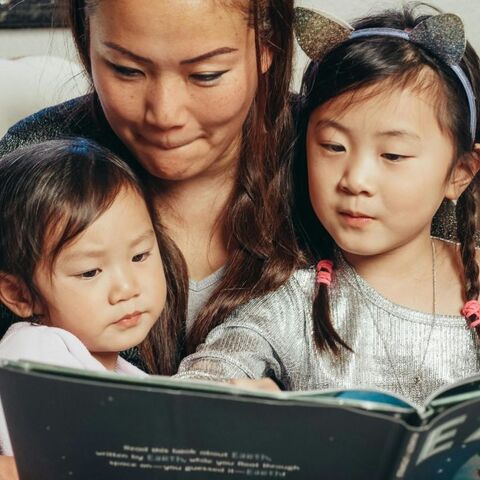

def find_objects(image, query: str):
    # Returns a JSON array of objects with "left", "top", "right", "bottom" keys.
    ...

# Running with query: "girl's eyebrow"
[
  {"left": 314, "top": 120, "right": 421, "bottom": 141},
  {"left": 103, "top": 42, "right": 238, "bottom": 65},
  {"left": 129, "top": 230, "right": 155, "bottom": 248},
  {"left": 313, "top": 119, "right": 349, "bottom": 134},
  {"left": 376, "top": 130, "right": 421, "bottom": 141}
]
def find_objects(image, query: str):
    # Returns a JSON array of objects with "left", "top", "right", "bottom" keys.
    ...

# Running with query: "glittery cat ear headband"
[{"left": 294, "top": 7, "right": 477, "bottom": 143}]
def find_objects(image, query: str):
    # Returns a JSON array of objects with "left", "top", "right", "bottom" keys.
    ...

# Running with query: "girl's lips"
[{"left": 339, "top": 212, "right": 374, "bottom": 227}]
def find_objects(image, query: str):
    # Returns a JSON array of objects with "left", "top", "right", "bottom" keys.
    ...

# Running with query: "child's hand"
[
  {"left": 229, "top": 378, "right": 281, "bottom": 392},
  {"left": 0, "top": 456, "right": 18, "bottom": 480}
]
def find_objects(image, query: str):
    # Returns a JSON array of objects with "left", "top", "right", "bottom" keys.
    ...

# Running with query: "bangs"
[
  {"left": 319, "top": 66, "right": 454, "bottom": 142},
  {"left": 42, "top": 182, "right": 141, "bottom": 276}
]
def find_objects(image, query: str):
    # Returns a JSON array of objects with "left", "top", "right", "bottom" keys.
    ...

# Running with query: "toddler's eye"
[
  {"left": 382, "top": 153, "right": 409, "bottom": 161},
  {"left": 77, "top": 269, "right": 100, "bottom": 279},
  {"left": 132, "top": 251, "right": 151, "bottom": 262}
]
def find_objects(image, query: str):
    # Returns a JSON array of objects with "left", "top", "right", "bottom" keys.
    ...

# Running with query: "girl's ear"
[
  {"left": 445, "top": 144, "right": 480, "bottom": 200},
  {"left": 0, "top": 274, "right": 35, "bottom": 318}
]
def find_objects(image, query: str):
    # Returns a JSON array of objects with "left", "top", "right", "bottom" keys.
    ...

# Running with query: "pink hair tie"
[
  {"left": 316, "top": 259, "right": 333, "bottom": 286},
  {"left": 461, "top": 300, "right": 480, "bottom": 329}
]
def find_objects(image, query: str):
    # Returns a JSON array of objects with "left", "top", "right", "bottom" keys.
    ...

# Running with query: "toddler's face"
[
  {"left": 33, "top": 187, "right": 166, "bottom": 367},
  {"left": 306, "top": 80, "right": 461, "bottom": 258}
]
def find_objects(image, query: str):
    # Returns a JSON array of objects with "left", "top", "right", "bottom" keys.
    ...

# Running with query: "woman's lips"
[{"left": 138, "top": 133, "right": 194, "bottom": 150}]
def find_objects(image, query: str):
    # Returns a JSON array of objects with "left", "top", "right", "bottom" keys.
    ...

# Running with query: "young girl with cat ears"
[{"left": 176, "top": 4, "right": 480, "bottom": 407}]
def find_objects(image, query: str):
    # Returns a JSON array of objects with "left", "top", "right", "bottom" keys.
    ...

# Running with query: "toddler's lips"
[{"left": 115, "top": 311, "right": 142, "bottom": 328}]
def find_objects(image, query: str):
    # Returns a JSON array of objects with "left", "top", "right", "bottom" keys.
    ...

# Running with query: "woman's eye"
[
  {"left": 382, "top": 153, "right": 409, "bottom": 161},
  {"left": 132, "top": 251, "right": 151, "bottom": 263},
  {"left": 109, "top": 63, "right": 143, "bottom": 78},
  {"left": 190, "top": 70, "right": 229, "bottom": 84},
  {"left": 77, "top": 269, "right": 101, "bottom": 279},
  {"left": 321, "top": 143, "right": 345, "bottom": 153}
]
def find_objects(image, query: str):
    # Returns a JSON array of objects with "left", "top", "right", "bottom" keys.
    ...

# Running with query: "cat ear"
[
  {"left": 294, "top": 7, "right": 353, "bottom": 60},
  {"left": 410, "top": 13, "right": 466, "bottom": 65}
]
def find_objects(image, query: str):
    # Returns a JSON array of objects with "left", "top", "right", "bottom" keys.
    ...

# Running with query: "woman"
[
  {"left": 0, "top": 0, "right": 299, "bottom": 347},
  {"left": 0, "top": 0, "right": 299, "bottom": 475}
]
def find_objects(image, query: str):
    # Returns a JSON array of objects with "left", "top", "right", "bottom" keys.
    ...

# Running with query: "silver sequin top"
[{"left": 176, "top": 252, "right": 480, "bottom": 406}]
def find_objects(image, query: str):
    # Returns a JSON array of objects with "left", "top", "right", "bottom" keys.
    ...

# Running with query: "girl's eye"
[
  {"left": 77, "top": 269, "right": 101, "bottom": 279},
  {"left": 190, "top": 70, "right": 229, "bottom": 84},
  {"left": 321, "top": 143, "right": 345, "bottom": 153},
  {"left": 132, "top": 251, "right": 151, "bottom": 263},
  {"left": 382, "top": 153, "right": 409, "bottom": 161},
  {"left": 109, "top": 63, "right": 143, "bottom": 78}
]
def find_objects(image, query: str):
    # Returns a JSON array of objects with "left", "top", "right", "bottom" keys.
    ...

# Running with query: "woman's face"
[{"left": 89, "top": 0, "right": 264, "bottom": 182}]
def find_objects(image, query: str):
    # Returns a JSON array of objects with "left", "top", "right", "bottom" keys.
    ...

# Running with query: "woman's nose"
[{"left": 144, "top": 76, "right": 187, "bottom": 130}]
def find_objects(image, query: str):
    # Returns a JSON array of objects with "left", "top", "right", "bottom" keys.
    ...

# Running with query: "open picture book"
[{"left": 0, "top": 359, "right": 479, "bottom": 480}]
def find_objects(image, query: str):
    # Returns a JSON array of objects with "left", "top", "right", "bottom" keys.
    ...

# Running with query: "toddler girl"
[{"left": 0, "top": 138, "right": 186, "bottom": 454}]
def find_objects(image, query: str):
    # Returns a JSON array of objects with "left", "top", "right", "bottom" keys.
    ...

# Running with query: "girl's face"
[
  {"left": 307, "top": 81, "right": 464, "bottom": 258},
  {"left": 89, "top": 0, "right": 265, "bottom": 182},
  {"left": 33, "top": 187, "right": 166, "bottom": 368}
]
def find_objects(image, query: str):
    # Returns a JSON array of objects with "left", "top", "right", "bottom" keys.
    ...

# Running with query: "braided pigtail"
[{"left": 457, "top": 181, "right": 480, "bottom": 337}]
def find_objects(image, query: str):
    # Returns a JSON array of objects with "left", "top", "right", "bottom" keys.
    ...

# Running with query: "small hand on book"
[{"left": 229, "top": 378, "right": 281, "bottom": 392}]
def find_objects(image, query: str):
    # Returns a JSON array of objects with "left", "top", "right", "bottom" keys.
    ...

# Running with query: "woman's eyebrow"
[
  {"left": 103, "top": 43, "right": 238, "bottom": 66},
  {"left": 180, "top": 47, "right": 238, "bottom": 65},
  {"left": 103, "top": 42, "right": 153, "bottom": 65}
]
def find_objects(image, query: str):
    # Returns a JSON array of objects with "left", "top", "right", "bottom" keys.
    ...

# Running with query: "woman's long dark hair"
[
  {"left": 0, "top": 139, "right": 187, "bottom": 374},
  {"left": 293, "top": 4, "right": 480, "bottom": 354},
  {"left": 67, "top": 0, "right": 302, "bottom": 353}
]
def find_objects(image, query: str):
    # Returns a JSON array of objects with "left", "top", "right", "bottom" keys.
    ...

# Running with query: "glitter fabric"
[
  {"left": 410, "top": 13, "right": 465, "bottom": 65},
  {"left": 176, "top": 243, "right": 480, "bottom": 408},
  {"left": 0, "top": 95, "right": 133, "bottom": 165},
  {"left": 294, "top": 7, "right": 352, "bottom": 60},
  {"left": 294, "top": 8, "right": 466, "bottom": 65}
]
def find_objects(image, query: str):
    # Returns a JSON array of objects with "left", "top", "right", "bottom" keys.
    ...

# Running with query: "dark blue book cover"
[{"left": 0, "top": 361, "right": 479, "bottom": 480}]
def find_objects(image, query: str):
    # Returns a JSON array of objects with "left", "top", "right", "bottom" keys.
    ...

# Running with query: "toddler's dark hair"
[{"left": 0, "top": 138, "right": 187, "bottom": 374}]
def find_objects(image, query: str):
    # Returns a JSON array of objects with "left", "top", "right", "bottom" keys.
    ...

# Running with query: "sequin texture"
[
  {"left": 177, "top": 246, "right": 480, "bottom": 408},
  {"left": 294, "top": 7, "right": 352, "bottom": 60}
]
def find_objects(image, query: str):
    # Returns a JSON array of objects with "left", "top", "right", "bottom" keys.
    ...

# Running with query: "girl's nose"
[{"left": 338, "top": 154, "right": 376, "bottom": 196}]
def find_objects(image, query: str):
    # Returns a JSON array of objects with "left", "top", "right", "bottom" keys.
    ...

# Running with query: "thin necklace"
[{"left": 350, "top": 239, "right": 436, "bottom": 400}]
